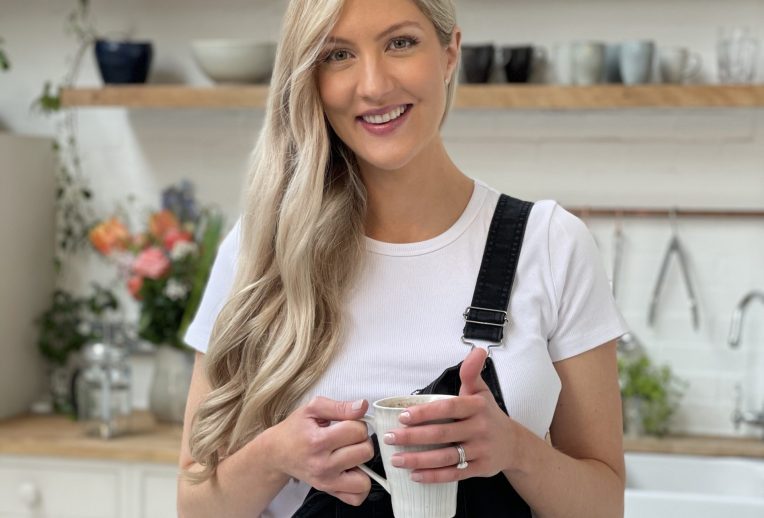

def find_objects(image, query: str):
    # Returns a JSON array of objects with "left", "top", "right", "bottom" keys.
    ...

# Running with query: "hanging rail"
[{"left": 567, "top": 207, "right": 764, "bottom": 219}]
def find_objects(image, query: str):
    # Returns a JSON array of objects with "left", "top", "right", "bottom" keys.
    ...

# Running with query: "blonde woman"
[{"left": 177, "top": 0, "right": 629, "bottom": 516}]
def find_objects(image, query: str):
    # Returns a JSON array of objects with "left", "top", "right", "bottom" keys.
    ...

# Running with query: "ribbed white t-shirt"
[{"left": 184, "top": 179, "right": 629, "bottom": 518}]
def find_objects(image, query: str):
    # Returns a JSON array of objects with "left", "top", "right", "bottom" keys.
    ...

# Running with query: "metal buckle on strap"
[
  {"left": 462, "top": 306, "right": 508, "bottom": 327},
  {"left": 461, "top": 306, "right": 509, "bottom": 356}
]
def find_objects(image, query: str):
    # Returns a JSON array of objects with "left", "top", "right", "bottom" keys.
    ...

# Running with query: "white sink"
[{"left": 625, "top": 452, "right": 764, "bottom": 518}]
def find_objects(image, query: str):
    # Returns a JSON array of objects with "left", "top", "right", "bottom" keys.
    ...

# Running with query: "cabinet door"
[
  {"left": 0, "top": 456, "right": 122, "bottom": 518},
  {"left": 135, "top": 464, "right": 178, "bottom": 518}
]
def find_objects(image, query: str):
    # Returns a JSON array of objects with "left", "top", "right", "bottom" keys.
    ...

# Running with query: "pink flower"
[
  {"left": 127, "top": 275, "right": 144, "bottom": 299},
  {"left": 132, "top": 247, "right": 170, "bottom": 280},
  {"left": 163, "top": 228, "right": 193, "bottom": 252}
]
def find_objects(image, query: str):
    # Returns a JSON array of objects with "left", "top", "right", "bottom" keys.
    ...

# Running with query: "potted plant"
[
  {"left": 89, "top": 181, "right": 224, "bottom": 422},
  {"left": 36, "top": 284, "right": 119, "bottom": 414},
  {"left": 618, "top": 353, "right": 687, "bottom": 437}
]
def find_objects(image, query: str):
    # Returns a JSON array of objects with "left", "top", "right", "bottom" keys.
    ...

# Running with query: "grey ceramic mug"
[{"left": 620, "top": 40, "right": 656, "bottom": 85}]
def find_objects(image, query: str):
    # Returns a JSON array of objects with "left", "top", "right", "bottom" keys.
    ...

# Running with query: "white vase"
[{"left": 148, "top": 346, "right": 194, "bottom": 423}]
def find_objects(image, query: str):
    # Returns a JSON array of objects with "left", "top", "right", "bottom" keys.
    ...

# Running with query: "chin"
[{"left": 359, "top": 151, "right": 415, "bottom": 172}]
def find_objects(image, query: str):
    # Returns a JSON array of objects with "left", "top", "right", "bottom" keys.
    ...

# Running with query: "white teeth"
[{"left": 362, "top": 105, "right": 407, "bottom": 124}]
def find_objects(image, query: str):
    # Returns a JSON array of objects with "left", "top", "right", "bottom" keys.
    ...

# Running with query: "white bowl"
[{"left": 191, "top": 39, "right": 277, "bottom": 84}]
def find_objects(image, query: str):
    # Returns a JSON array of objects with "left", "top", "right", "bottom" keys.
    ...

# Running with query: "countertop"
[
  {"left": 0, "top": 411, "right": 181, "bottom": 464},
  {"left": 623, "top": 434, "right": 764, "bottom": 458},
  {"left": 1, "top": 412, "right": 763, "bottom": 463}
]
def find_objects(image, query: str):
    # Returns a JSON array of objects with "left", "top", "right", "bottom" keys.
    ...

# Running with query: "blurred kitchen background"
[{"left": 1, "top": 0, "right": 764, "bottom": 517}]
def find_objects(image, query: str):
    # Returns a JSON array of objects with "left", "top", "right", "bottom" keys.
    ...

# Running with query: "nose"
[{"left": 356, "top": 55, "right": 395, "bottom": 102}]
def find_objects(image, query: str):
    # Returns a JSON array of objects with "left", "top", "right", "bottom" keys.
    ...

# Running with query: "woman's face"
[{"left": 317, "top": 0, "right": 460, "bottom": 173}]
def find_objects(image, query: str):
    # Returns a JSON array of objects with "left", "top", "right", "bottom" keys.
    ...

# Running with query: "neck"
[{"left": 359, "top": 137, "right": 474, "bottom": 243}]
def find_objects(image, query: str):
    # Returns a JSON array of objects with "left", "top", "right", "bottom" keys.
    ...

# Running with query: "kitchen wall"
[{"left": 1, "top": 0, "right": 763, "bottom": 436}]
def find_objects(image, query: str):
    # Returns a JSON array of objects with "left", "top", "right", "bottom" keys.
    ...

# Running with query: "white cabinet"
[{"left": 0, "top": 455, "right": 177, "bottom": 518}]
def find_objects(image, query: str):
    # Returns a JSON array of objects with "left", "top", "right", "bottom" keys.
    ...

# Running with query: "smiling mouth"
[{"left": 357, "top": 104, "right": 412, "bottom": 125}]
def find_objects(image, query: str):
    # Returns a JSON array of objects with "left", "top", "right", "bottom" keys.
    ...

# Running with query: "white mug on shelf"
[
  {"left": 571, "top": 41, "right": 606, "bottom": 85},
  {"left": 549, "top": 42, "right": 574, "bottom": 85},
  {"left": 659, "top": 46, "right": 702, "bottom": 84}
]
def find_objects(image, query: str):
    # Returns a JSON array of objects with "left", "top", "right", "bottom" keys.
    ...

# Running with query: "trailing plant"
[
  {"left": 618, "top": 353, "right": 687, "bottom": 436},
  {"left": 31, "top": 0, "right": 99, "bottom": 270},
  {"left": 36, "top": 283, "right": 119, "bottom": 367}
]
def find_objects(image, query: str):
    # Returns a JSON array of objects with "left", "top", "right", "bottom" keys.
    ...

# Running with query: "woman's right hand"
[{"left": 267, "top": 397, "right": 375, "bottom": 506}]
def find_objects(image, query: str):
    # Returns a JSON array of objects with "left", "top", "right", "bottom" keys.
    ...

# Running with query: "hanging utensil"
[
  {"left": 611, "top": 214, "right": 644, "bottom": 355},
  {"left": 647, "top": 208, "right": 700, "bottom": 330}
]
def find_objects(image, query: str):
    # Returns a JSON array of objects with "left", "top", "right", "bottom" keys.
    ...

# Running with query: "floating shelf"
[{"left": 60, "top": 84, "right": 764, "bottom": 110}]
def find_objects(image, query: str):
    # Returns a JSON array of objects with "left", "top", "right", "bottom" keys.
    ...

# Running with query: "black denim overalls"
[{"left": 293, "top": 194, "right": 534, "bottom": 518}]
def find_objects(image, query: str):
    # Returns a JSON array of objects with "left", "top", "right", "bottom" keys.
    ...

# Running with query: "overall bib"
[{"left": 293, "top": 195, "right": 534, "bottom": 518}]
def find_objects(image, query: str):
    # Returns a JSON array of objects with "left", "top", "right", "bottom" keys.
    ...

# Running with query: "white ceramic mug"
[
  {"left": 659, "top": 46, "right": 702, "bottom": 83},
  {"left": 357, "top": 394, "right": 458, "bottom": 518},
  {"left": 549, "top": 42, "right": 574, "bottom": 85},
  {"left": 571, "top": 41, "right": 606, "bottom": 85}
]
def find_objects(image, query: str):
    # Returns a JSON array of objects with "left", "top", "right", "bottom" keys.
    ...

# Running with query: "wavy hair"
[{"left": 186, "top": 0, "right": 459, "bottom": 483}]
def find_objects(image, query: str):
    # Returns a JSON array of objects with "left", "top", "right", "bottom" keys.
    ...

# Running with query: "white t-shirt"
[{"left": 184, "top": 179, "right": 629, "bottom": 518}]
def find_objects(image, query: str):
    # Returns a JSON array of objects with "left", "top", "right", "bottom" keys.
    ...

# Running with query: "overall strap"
[{"left": 462, "top": 194, "right": 534, "bottom": 348}]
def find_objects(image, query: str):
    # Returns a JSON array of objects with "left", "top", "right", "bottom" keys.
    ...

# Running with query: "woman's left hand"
[{"left": 384, "top": 347, "right": 520, "bottom": 483}]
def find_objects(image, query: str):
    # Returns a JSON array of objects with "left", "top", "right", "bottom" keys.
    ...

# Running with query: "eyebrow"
[{"left": 327, "top": 21, "right": 424, "bottom": 46}]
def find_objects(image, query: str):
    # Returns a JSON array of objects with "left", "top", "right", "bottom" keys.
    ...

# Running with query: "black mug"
[
  {"left": 501, "top": 46, "right": 534, "bottom": 83},
  {"left": 460, "top": 44, "right": 495, "bottom": 83}
]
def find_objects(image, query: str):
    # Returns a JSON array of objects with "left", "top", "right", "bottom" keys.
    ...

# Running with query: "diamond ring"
[{"left": 455, "top": 444, "right": 468, "bottom": 470}]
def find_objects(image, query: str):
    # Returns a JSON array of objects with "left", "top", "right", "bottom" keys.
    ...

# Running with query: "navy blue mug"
[{"left": 94, "top": 39, "right": 153, "bottom": 84}]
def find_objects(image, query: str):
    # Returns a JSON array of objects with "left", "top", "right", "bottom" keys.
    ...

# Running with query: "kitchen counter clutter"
[{"left": 1, "top": 412, "right": 764, "bottom": 462}]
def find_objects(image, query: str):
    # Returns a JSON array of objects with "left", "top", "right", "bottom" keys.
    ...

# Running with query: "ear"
[{"left": 444, "top": 25, "right": 462, "bottom": 84}]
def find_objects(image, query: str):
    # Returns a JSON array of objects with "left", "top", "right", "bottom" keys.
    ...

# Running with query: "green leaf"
[{"left": 177, "top": 211, "right": 224, "bottom": 342}]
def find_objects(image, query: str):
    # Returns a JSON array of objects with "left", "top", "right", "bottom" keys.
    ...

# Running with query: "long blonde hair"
[{"left": 187, "top": 0, "right": 459, "bottom": 483}]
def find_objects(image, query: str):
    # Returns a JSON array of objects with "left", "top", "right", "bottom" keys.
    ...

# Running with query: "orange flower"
[
  {"left": 149, "top": 210, "right": 180, "bottom": 240},
  {"left": 89, "top": 217, "right": 130, "bottom": 255}
]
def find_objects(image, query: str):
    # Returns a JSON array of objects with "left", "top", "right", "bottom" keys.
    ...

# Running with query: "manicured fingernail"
[
  {"left": 411, "top": 473, "right": 423, "bottom": 482},
  {"left": 351, "top": 399, "right": 364, "bottom": 411},
  {"left": 391, "top": 455, "right": 404, "bottom": 467},
  {"left": 383, "top": 432, "right": 396, "bottom": 445},
  {"left": 399, "top": 411, "right": 411, "bottom": 424}
]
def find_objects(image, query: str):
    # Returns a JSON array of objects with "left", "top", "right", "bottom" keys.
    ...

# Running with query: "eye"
[
  {"left": 325, "top": 49, "right": 351, "bottom": 62},
  {"left": 389, "top": 36, "right": 419, "bottom": 51}
]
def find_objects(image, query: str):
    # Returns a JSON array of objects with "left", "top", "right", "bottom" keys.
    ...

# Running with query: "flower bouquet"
[
  {"left": 89, "top": 182, "right": 224, "bottom": 422},
  {"left": 89, "top": 182, "right": 224, "bottom": 349}
]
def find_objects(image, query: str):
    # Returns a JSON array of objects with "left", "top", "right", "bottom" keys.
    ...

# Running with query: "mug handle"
[
  {"left": 356, "top": 415, "right": 391, "bottom": 494},
  {"left": 682, "top": 52, "right": 703, "bottom": 81}
]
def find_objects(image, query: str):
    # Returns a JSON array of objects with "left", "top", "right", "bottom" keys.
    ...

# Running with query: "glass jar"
[{"left": 76, "top": 342, "right": 131, "bottom": 439}]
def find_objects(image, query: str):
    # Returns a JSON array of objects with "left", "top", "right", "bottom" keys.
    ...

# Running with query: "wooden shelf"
[{"left": 60, "top": 84, "right": 764, "bottom": 110}]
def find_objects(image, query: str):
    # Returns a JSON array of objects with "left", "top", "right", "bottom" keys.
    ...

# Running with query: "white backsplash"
[{"left": 1, "top": 0, "right": 763, "bottom": 436}]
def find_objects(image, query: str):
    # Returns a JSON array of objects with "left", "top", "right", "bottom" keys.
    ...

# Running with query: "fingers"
[
  {"left": 390, "top": 444, "right": 462, "bottom": 470},
  {"left": 384, "top": 418, "right": 475, "bottom": 447},
  {"left": 398, "top": 394, "right": 486, "bottom": 426},
  {"left": 325, "top": 468, "right": 372, "bottom": 504},
  {"left": 328, "top": 438, "right": 375, "bottom": 472},
  {"left": 319, "top": 419, "right": 370, "bottom": 452},
  {"left": 459, "top": 347, "right": 490, "bottom": 396},
  {"left": 305, "top": 396, "right": 368, "bottom": 422}
]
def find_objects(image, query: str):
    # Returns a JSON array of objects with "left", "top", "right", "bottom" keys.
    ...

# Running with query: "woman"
[{"left": 177, "top": 0, "right": 629, "bottom": 516}]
